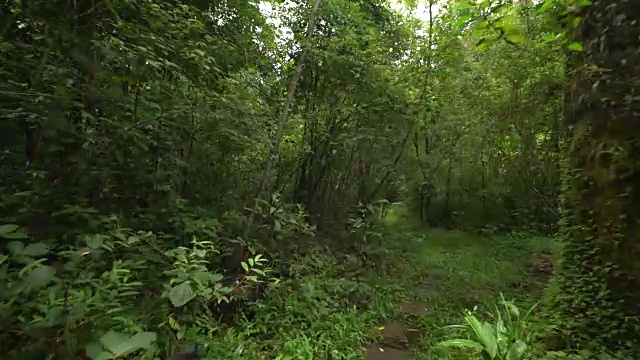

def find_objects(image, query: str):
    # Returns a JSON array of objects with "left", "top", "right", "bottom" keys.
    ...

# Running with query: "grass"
[
  {"left": 206, "top": 244, "right": 404, "bottom": 359},
  {"left": 383, "top": 206, "right": 559, "bottom": 359},
  {"left": 205, "top": 208, "right": 559, "bottom": 359},
  {"left": 401, "top": 228, "right": 557, "bottom": 359}
]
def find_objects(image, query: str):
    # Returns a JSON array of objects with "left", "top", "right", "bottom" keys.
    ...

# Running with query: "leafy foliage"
[
  {"left": 439, "top": 295, "right": 537, "bottom": 360},
  {"left": 0, "top": 0, "right": 638, "bottom": 358}
]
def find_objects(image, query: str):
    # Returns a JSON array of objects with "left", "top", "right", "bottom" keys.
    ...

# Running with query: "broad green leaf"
[
  {"left": 169, "top": 282, "right": 196, "bottom": 307},
  {"left": 506, "top": 340, "right": 528, "bottom": 360},
  {"left": 7, "top": 241, "right": 24, "bottom": 255},
  {"left": 86, "top": 235, "right": 104, "bottom": 249},
  {"left": 192, "top": 270, "right": 214, "bottom": 283},
  {"left": 99, "top": 331, "right": 130, "bottom": 356},
  {"left": 536, "top": 1, "right": 555, "bottom": 14},
  {"left": 502, "top": 299, "right": 520, "bottom": 317},
  {"left": 219, "top": 286, "right": 234, "bottom": 294},
  {"left": 241, "top": 261, "right": 249, "bottom": 272},
  {"left": 465, "top": 314, "right": 497, "bottom": 358},
  {"left": 482, "top": 322, "right": 498, "bottom": 358},
  {"left": 25, "top": 265, "right": 56, "bottom": 288},
  {"left": 505, "top": 34, "right": 527, "bottom": 45},
  {"left": 438, "top": 339, "right": 485, "bottom": 351},
  {"left": 0, "top": 224, "right": 27, "bottom": 239},
  {"left": 117, "top": 332, "right": 157, "bottom": 356},
  {"left": 568, "top": 42, "right": 583, "bottom": 52},
  {"left": 23, "top": 243, "right": 49, "bottom": 257},
  {"left": 474, "top": 38, "right": 491, "bottom": 51},
  {"left": 455, "top": 1, "right": 474, "bottom": 10},
  {"left": 0, "top": 224, "right": 19, "bottom": 235},
  {"left": 85, "top": 343, "right": 113, "bottom": 360}
]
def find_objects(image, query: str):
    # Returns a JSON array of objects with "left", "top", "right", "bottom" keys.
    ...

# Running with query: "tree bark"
[{"left": 553, "top": 0, "right": 640, "bottom": 351}]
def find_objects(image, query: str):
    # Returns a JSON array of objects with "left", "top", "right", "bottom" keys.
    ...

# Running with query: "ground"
[
  {"left": 361, "top": 216, "right": 557, "bottom": 360},
  {"left": 207, "top": 208, "right": 558, "bottom": 359}
]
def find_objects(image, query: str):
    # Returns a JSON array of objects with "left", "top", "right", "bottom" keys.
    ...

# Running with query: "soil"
[{"left": 363, "top": 275, "right": 439, "bottom": 359}]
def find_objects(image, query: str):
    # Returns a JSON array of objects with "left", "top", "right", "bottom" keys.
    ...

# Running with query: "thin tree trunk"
[{"left": 240, "top": 0, "right": 323, "bottom": 241}]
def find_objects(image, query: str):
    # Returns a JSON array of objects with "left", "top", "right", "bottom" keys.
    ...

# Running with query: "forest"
[{"left": 0, "top": 0, "right": 638, "bottom": 359}]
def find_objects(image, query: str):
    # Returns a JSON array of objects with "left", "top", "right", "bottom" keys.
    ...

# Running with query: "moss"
[{"left": 549, "top": 0, "right": 640, "bottom": 354}]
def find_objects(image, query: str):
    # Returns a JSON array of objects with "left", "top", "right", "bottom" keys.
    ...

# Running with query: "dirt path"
[
  {"left": 359, "top": 223, "right": 556, "bottom": 360},
  {"left": 364, "top": 276, "right": 440, "bottom": 359}
]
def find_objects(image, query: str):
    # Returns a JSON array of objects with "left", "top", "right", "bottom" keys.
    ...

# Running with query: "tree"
[{"left": 551, "top": 0, "right": 640, "bottom": 351}]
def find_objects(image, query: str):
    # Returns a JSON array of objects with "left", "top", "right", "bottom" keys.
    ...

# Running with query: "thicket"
[{"left": 0, "top": 0, "right": 638, "bottom": 358}]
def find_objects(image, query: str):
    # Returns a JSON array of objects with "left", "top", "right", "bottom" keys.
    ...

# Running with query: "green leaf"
[
  {"left": 505, "top": 34, "right": 527, "bottom": 45},
  {"left": 474, "top": 38, "right": 491, "bottom": 51},
  {"left": 537, "top": 1, "right": 555, "bottom": 14},
  {"left": 219, "top": 286, "right": 234, "bottom": 294},
  {"left": 506, "top": 340, "right": 528, "bottom": 360},
  {"left": 0, "top": 224, "right": 27, "bottom": 239},
  {"left": 502, "top": 299, "right": 520, "bottom": 318},
  {"left": 241, "top": 261, "right": 249, "bottom": 272},
  {"left": 86, "top": 235, "right": 104, "bottom": 249},
  {"left": 210, "top": 273, "right": 223, "bottom": 283},
  {"left": 0, "top": 224, "right": 19, "bottom": 235},
  {"left": 169, "top": 282, "right": 196, "bottom": 307},
  {"left": 572, "top": 17, "right": 581, "bottom": 28},
  {"left": 98, "top": 331, "right": 156, "bottom": 356},
  {"left": 438, "top": 339, "right": 485, "bottom": 351},
  {"left": 455, "top": 1, "right": 474, "bottom": 10},
  {"left": 23, "top": 243, "right": 49, "bottom": 257},
  {"left": 7, "top": 241, "right": 24, "bottom": 255},
  {"left": 465, "top": 314, "right": 497, "bottom": 358},
  {"left": 192, "top": 270, "right": 213, "bottom": 283},
  {"left": 25, "top": 265, "right": 56, "bottom": 288},
  {"left": 100, "top": 331, "right": 129, "bottom": 356},
  {"left": 568, "top": 42, "right": 583, "bottom": 52},
  {"left": 85, "top": 343, "right": 113, "bottom": 360},
  {"left": 118, "top": 332, "right": 157, "bottom": 356}
]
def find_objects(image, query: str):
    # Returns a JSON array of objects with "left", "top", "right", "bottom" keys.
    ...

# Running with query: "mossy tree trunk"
[{"left": 555, "top": 0, "right": 640, "bottom": 352}]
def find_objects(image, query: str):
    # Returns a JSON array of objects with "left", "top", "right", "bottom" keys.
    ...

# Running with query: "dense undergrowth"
[{"left": 0, "top": 202, "right": 631, "bottom": 360}]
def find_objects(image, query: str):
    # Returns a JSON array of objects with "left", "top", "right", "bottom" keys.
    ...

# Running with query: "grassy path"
[{"left": 364, "top": 222, "right": 557, "bottom": 359}]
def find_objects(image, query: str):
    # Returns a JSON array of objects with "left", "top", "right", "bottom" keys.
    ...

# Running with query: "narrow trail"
[
  {"left": 365, "top": 276, "right": 438, "bottom": 359},
  {"left": 362, "top": 224, "right": 556, "bottom": 360}
]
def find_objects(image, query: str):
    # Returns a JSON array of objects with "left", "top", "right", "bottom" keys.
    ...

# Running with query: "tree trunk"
[{"left": 553, "top": 0, "right": 640, "bottom": 352}]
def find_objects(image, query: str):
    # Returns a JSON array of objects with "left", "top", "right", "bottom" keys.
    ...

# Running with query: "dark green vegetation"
[{"left": 0, "top": 0, "right": 638, "bottom": 359}]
